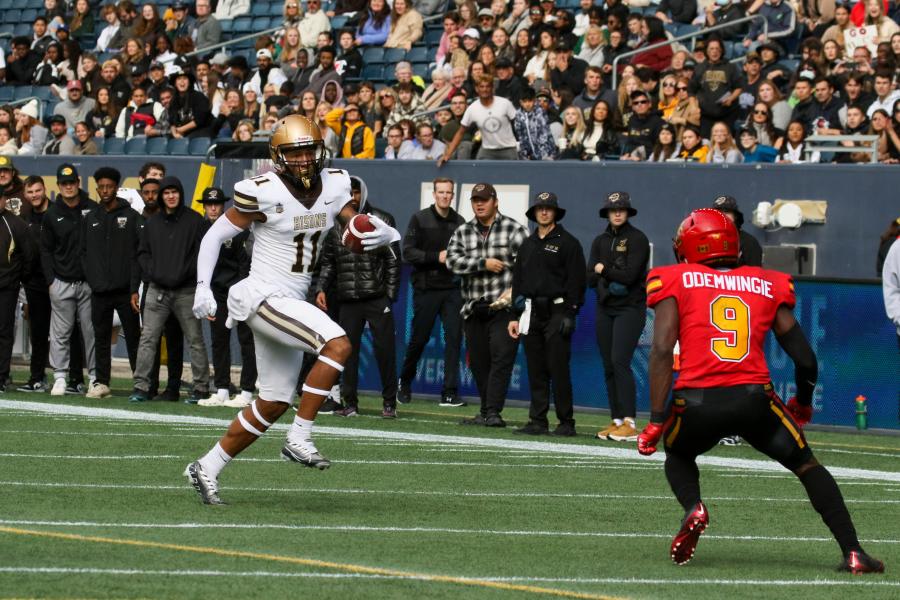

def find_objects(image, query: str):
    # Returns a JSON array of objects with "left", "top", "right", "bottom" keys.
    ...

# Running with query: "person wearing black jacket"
[
  {"left": 130, "top": 176, "right": 210, "bottom": 403},
  {"left": 509, "top": 192, "right": 586, "bottom": 437},
  {"left": 710, "top": 195, "right": 763, "bottom": 267},
  {"left": 41, "top": 163, "right": 97, "bottom": 397},
  {"left": 0, "top": 189, "right": 34, "bottom": 391},
  {"left": 398, "top": 177, "right": 466, "bottom": 407},
  {"left": 168, "top": 69, "right": 212, "bottom": 139},
  {"left": 81, "top": 168, "right": 143, "bottom": 400},
  {"left": 195, "top": 187, "right": 257, "bottom": 409},
  {"left": 621, "top": 90, "right": 663, "bottom": 158},
  {"left": 315, "top": 176, "right": 400, "bottom": 418},
  {"left": 588, "top": 192, "right": 650, "bottom": 443}
]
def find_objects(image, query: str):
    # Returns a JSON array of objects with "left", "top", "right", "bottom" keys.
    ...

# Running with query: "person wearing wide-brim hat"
[
  {"left": 510, "top": 191, "right": 586, "bottom": 437},
  {"left": 710, "top": 194, "right": 763, "bottom": 267},
  {"left": 167, "top": 63, "right": 212, "bottom": 139},
  {"left": 588, "top": 191, "right": 650, "bottom": 443},
  {"left": 195, "top": 187, "right": 258, "bottom": 410}
]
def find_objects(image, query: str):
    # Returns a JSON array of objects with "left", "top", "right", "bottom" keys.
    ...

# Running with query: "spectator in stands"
[
  {"left": 148, "top": 35, "right": 178, "bottom": 74},
  {"left": 279, "top": 28, "right": 304, "bottom": 76},
  {"left": 821, "top": 4, "right": 850, "bottom": 56},
  {"left": 422, "top": 69, "right": 452, "bottom": 110},
  {"left": 297, "top": 90, "right": 318, "bottom": 120},
  {"left": 42, "top": 115, "right": 77, "bottom": 155},
  {"left": 119, "top": 37, "right": 150, "bottom": 74},
  {"left": 572, "top": 66, "right": 614, "bottom": 112},
  {"left": 810, "top": 76, "right": 847, "bottom": 132},
  {"left": 5, "top": 37, "right": 41, "bottom": 86},
  {"left": 513, "top": 87, "right": 557, "bottom": 160},
  {"left": 577, "top": 25, "right": 605, "bottom": 69},
  {"left": 101, "top": 59, "right": 133, "bottom": 107},
  {"left": 755, "top": 80, "right": 790, "bottom": 131},
  {"left": 708, "top": 121, "right": 744, "bottom": 162},
  {"left": 705, "top": 0, "right": 747, "bottom": 40},
  {"left": 385, "top": 0, "right": 424, "bottom": 50},
  {"left": 867, "top": 70, "right": 900, "bottom": 118},
  {"left": 69, "top": 0, "right": 96, "bottom": 37},
  {"left": 85, "top": 87, "right": 119, "bottom": 139},
  {"left": 621, "top": 90, "right": 662, "bottom": 159},
  {"left": 383, "top": 124, "right": 408, "bottom": 159},
  {"left": 32, "top": 43, "right": 64, "bottom": 86},
  {"left": 144, "top": 62, "right": 167, "bottom": 100},
  {"left": 490, "top": 27, "right": 514, "bottom": 64},
  {"left": 441, "top": 75, "right": 519, "bottom": 162},
  {"left": 299, "top": 0, "right": 332, "bottom": 48},
  {"left": 386, "top": 82, "right": 428, "bottom": 129},
  {"left": 790, "top": 75, "right": 817, "bottom": 131},
  {"left": 461, "top": 29, "right": 482, "bottom": 64},
  {"left": 80, "top": 167, "right": 141, "bottom": 399},
  {"left": 115, "top": 87, "right": 164, "bottom": 139},
  {"left": 14, "top": 101, "right": 48, "bottom": 156},
  {"left": 630, "top": 17, "right": 673, "bottom": 73},
  {"left": 168, "top": 68, "right": 212, "bottom": 138},
  {"left": 868, "top": 108, "right": 900, "bottom": 162},
  {"left": 0, "top": 127, "right": 16, "bottom": 155},
  {"left": 73, "top": 122, "right": 99, "bottom": 155},
  {"left": 57, "top": 41, "right": 85, "bottom": 84},
  {"left": 743, "top": 100, "right": 785, "bottom": 147},
  {"left": 42, "top": 163, "right": 96, "bottom": 396},
  {"left": 655, "top": 0, "right": 697, "bottom": 25},
  {"left": 336, "top": 30, "right": 363, "bottom": 80},
  {"left": 743, "top": 0, "right": 796, "bottom": 51},
  {"left": 841, "top": 73, "right": 874, "bottom": 114},
  {"left": 210, "top": 89, "right": 244, "bottom": 138},
  {"left": 191, "top": 0, "right": 222, "bottom": 50},
  {"left": 693, "top": 37, "right": 742, "bottom": 135},
  {"left": 582, "top": 99, "right": 621, "bottom": 160},
  {"left": 678, "top": 124, "right": 709, "bottom": 160},
  {"left": 54, "top": 80, "right": 96, "bottom": 129},
  {"left": 797, "top": 0, "right": 835, "bottom": 40},
  {"left": 646, "top": 122, "right": 680, "bottom": 161},
  {"left": 250, "top": 49, "right": 289, "bottom": 96},
  {"left": 43, "top": 0, "right": 66, "bottom": 26},
  {"left": 437, "top": 92, "right": 471, "bottom": 158},
  {"left": 493, "top": 58, "right": 525, "bottom": 104},
  {"left": 324, "top": 103, "right": 376, "bottom": 158},
  {"left": 222, "top": 55, "right": 251, "bottom": 91},
  {"left": 131, "top": 176, "right": 209, "bottom": 403},
  {"left": 665, "top": 76, "right": 699, "bottom": 138},
  {"left": 479, "top": 44, "right": 498, "bottom": 76},
  {"left": 302, "top": 46, "right": 340, "bottom": 96},
  {"left": 31, "top": 17, "right": 54, "bottom": 58},
  {"left": 657, "top": 74, "right": 679, "bottom": 118},
  {"left": 231, "top": 119, "right": 254, "bottom": 141},
  {"left": 557, "top": 105, "right": 586, "bottom": 159},
  {"left": 511, "top": 29, "right": 532, "bottom": 76},
  {"left": 166, "top": 1, "right": 195, "bottom": 42},
  {"left": 552, "top": 41, "right": 588, "bottom": 96},
  {"left": 398, "top": 122, "right": 445, "bottom": 159},
  {"left": 524, "top": 29, "right": 556, "bottom": 84},
  {"left": 95, "top": 4, "right": 121, "bottom": 52},
  {"left": 133, "top": 3, "right": 164, "bottom": 45},
  {"left": 215, "top": 0, "right": 250, "bottom": 20},
  {"left": 863, "top": 0, "right": 899, "bottom": 44},
  {"left": 824, "top": 105, "right": 869, "bottom": 162},
  {"left": 777, "top": 119, "right": 820, "bottom": 162},
  {"left": 110, "top": 1, "right": 138, "bottom": 51},
  {"left": 739, "top": 126, "right": 778, "bottom": 162}
]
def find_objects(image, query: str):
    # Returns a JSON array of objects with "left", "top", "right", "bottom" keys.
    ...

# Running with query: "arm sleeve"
[
  {"left": 586, "top": 236, "right": 602, "bottom": 288},
  {"left": 196, "top": 214, "right": 243, "bottom": 288},
  {"left": 775, "top": 321, "right": 817, "bottom": 406},
  {"left": 14, "top": 219, "right": 33, "bottom": 283},
  {"left": 566, "top": 237, "right": 587, "bottom": 312},
  {"left": 40, "top": 216, "right": 56, "bottom": 285},
  {"left": 603, "top": 232, "right": 650, "bottom": 286},
  {"left": 446, "top": 227, "right": 484, "bottom": 275},
  {"left": 401, "top": 213, "right": 433, "bottom": 266}
]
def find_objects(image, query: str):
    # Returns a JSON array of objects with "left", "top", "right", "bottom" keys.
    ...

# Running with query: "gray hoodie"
[
  {"left": 883, "top": 238, "right": 900, "bottom": 335},
  {"left": 53, "top": 96, "right": 96, "bottom": 129}
]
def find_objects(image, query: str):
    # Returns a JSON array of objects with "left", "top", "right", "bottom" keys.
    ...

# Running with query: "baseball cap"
[
  {"left": 470, "top": 183, "right": 497, "bottom": 201},
  {"left": 129, "top": 62, "right": 147, "bottom": 76},
  {"left": 256, "top": 48, "right": 273, "bottom": 60},
  {"left": 56, "top": 163, "right": 79, "bottom": 183},
  {"left": 149, "top": 61, "right": 164, "bottom": 71},
  {"left": 462, "top": 28, "right": 480, "bottom": 40},
  {"left": 0, "top": 156, "right": 14, "bottom": 171},
  {"left": 210, "top": 52, "right": 229, "bottom": 66},
  {"left": 48, "top": 114, "right": 67, "bottom": 125},
  {"left": 495, "top": 57, "right": 513, "bottom": 69},
  {"left": 173, "top": 0, "right": 188, "bottom": 10},
  {"left": 478, "top": 8, "right": 494, "bottom": 17},
  {"left": 66, "top": 80, "right": 83, "bottom": 91}
]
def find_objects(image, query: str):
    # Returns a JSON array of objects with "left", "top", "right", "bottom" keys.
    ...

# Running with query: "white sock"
[
  {"left": 217, "top": 388, "right": 229, "bottom": 401},
  {"left": 288, "top": 416, "right": 317, "bottom": 451},
  {"left": 240, "top": 390, "right": 253, "bottom": 401},
  {"left": 613, "top": 418, "right": 624, "bottom": 426},
  {"left": 330, "top": 384, "right": 341, "bottom": 401},
  {"left": 198, "top": 442, "right": 231, "bottom": 480}
]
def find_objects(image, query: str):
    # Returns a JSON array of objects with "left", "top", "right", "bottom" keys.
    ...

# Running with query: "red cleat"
[
  {"left": 671, "top": 501, "right": 709, "bottom": 566},
  {"left": 840, "top": 550, "right": 885, "bottom": 574}
]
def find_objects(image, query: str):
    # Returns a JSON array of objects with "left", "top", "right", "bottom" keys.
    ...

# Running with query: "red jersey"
[{"left": 646, "top": 263, "right": 795, "bottom": 389}]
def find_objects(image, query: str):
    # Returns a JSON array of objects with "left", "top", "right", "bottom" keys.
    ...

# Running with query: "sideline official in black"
[
  {"left": 509, "top": 192, "right": 586, "bottom": 436},
  {"left": 0, "top": 188, "right": 33, "bottom": 391},
  {"left": 711, "top": 195, "right": 763, "bottom": 267}
]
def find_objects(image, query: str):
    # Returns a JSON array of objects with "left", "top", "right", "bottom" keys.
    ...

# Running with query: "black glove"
[{"left": 558, "top": 315, "right": 575, "bottom": 337}]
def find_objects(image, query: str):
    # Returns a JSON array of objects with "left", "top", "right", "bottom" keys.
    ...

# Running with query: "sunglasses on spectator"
[
  {"left": 662, "top": 82, "right": 676, "bottom": 88},
  {"left": 753, "top": 109, "right": 768, "bottom": 115},
  {"left": 632, "top": 99, "right": 649, "bottom": 105},
  {"left": 676, "top": 86, "right": 688, "bottom": 91}
]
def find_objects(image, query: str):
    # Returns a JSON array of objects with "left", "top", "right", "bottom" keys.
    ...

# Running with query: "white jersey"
[{"left": 227, "top": 168, "right": 352, "bottom": 322}]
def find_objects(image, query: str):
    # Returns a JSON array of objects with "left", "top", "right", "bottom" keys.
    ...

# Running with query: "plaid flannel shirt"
[{"left": 446, "top": 212, "right": 528, "bottom": 319}]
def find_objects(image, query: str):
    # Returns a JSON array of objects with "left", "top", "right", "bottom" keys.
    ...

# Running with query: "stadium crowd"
[{"left": 3, "top": 0, "right": 900, "bottom": 162}]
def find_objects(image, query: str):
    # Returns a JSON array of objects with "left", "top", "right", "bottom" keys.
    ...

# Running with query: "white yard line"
[
  {"left": 0, "top": 567, "right": 897, "bottom": 587},
  {"left": 2, "top": 399, "right": 899, "bottom": 482}
]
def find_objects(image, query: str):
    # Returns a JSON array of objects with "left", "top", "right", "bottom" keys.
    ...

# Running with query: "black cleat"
[
  {"left": 397, "top": 380, "right": 412, "bottom": 404},
  {"left": 513, "top": 421, "right": 549, "bottom": 435},
  {"left": 184, "top": 461, "right": 225, "bottom": 505},
  {"left": 840, "top": 550, "right": 885, "bottom": 574},
  {"left": 153, "top": 389, "right": 180, "bottom": 402},
  {"left": 281, "top": 439, "right": 331, "bottom": 470},
  {"left": 460, "top": 414, "right": 487, "bottom": 426},
  {"left": 484, "top": 414, "right": 506, "bottom": 428},
  {"left": 319, "top": 398, "right": 342, "bottom": 414},
  {"left": 439, "top": 393, "right": 466, "bottom": 407}
]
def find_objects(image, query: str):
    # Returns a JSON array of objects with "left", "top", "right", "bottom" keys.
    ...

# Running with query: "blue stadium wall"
[{"left": 16, "top": 157, "right": 899, "bottom": 429}]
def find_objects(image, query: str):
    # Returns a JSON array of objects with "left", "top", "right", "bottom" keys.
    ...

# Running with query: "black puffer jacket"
[{"left": 316, "top": 178, "right": 400, "bottom": 302}]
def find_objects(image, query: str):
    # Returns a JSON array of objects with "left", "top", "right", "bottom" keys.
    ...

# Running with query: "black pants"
[
  {"left": 0, "top": 288, "right": 19, "bottom": 383},
  {"left": 522, "top": 308, "right": 574, "bottom": 427},
  {"left": 464, "top": 310, "right": 518, "bottom": 417},
  {"left": 340, "top": 296, "right": 398, "bottom": 406},
  {"left": 91, "top": 291, "right": 141, "bottom": 386},
  {"left": 596, "top": 303, "right": 646, "bottom": 421},
  {"left": 140, "top": 285, "right": 182, "bottom": 394},
  {"left": 210, "top": 297, "right": 257, "bottom": 392},
  {"left": 399, "top": 287, "right": 463, "bottom": 394}
]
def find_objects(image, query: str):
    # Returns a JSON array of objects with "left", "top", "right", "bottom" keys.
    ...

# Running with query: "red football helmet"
[{"left": 673, "top": 208, "right": 740, "bottom": 265}]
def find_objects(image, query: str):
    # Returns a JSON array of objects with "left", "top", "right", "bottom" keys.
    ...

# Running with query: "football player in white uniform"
[{"left": 185, "top": 116, "right": 400, "bottom": 505}]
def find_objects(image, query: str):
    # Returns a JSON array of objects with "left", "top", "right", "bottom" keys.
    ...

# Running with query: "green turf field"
[{"left": 0, "top": 378, "right": 898, "bottom": 600}]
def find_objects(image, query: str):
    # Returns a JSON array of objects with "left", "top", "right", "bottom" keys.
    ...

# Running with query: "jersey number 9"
[{"left": 709, "top": 295, "right": 750, "bottom": 362}]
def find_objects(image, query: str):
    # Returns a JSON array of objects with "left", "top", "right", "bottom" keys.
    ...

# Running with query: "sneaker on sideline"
[
  {"left": 17, "top": 380, "right": 46, "bottom": 393},
  {"left": 85, "top": 382, "right": 111, "bottom": 399},
  {"left": 334, "top": 405, "right": 358, "bottom": 417},
  {"left": 50, "top": 378, "right": 67, "bottom": 397},
  {"left": 594, "top": 422, "right": 617, "bottom": 440},
  {"left": 608, "top": 421, "right": 638, "bottom": 442}
]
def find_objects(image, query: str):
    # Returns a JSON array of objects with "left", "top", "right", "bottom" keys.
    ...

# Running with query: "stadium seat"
[
  {"left": 331, "top": 15, "right": 348, "bottom": 30},
  {"left": 0, "top": 88, "right": 13, "bottom": 102},
  {"left": 269, "top": 4, "right": 284, "bottom": 17},
  {"left": 361, "top": 64, "right": 383, "bottom": 81},
  {"left": 188, "top": 137, "right": 212, "bottom": 156},
  {"left": 375, "top": 136, "right": 387, "bottom": 158},
  {"left": 25, "top": 0, "right": 42, "bottom": 7},
  {"left": 405, "top": 46, "right": 428, "bottom": 63},
  {"left": 233, "top": 17, "right": 252, "bottom": 33},
  {"left": 33, "top": 86, "right": 55, "bottom": 101},
  {"left": 167, "top": 138, "right": 190, "bottom": 155},
  {"left": 0, "top": 0, "right": 13, "bottom": 10},
  {"left": 124, "top": 137, "right": 147, "bottom": 154},
  {"left": 21, "top": 8, "right": 37, "bottom": 21},
  {"left": 363, "top": 47, "right": 384, "bottom": 64},
  {"left": 145, "top": 136, "right": 168, "bottom": 155},
  {"left": 781, "top": 58, "right": 800, "bottom": 73},
  {"left": 382, "top": 64, "right": 396, "bottom": 82},
  {"left": 13, "top": 86, "right": 34, "bottom": 101},
  {"left": 424, "top": 29, "right": 442, "bottom": 46},
  {"left": 4, "top": 9, "right": 21, "bottom": 22},
  {"left": 220, "top": 19, "right": 233, "bottom": 34},
  {"left": 384, "top": 48, "right": 406, "bottom": 64},
  {"left": 102, "top": 138, "right": 126, "bottom": 154},
  {"left": 251, "top": 17, "right": 272, "bottom": 32},
  {"left": 93, "top": 138, "right": 104, "bottom": 154},
  {"left": 0, "top": 24, "right": 14, "bottom": 37},
  {"left": 412, "top": 63, "right": 429, "bottom": 79},
  {"left": 13, "top": 24, "right": 31, "bottom": 37},
  {"left": 250, "top": 3, "right": 269, "bottom": 16}
]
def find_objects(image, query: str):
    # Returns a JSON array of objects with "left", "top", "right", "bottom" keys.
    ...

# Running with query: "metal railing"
[
  {"left": 612, "top": 14, "right": 768, "bottom": 89},
  {"left": 805, "top": 134, "right": 879, "bottom": 164},
  {"left": 185, "top": 24, "right": 284, "bottom": 58}
]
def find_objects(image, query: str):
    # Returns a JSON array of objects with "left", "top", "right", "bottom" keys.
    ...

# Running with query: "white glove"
[
  {"left": 360, "top": 214, "right": 401, "bottom": 251},
  {"left": 193, "top": 284, "right": 217, "bottom": 320}
]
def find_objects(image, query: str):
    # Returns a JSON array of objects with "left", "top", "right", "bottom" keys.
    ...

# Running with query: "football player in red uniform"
[{"left": 637, "top": 209, "right": 884, "bottom": 574}]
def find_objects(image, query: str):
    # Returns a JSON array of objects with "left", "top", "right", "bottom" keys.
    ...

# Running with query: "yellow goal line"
[{"left": 0, "top": 526, "right": 626, "bottom": 600}]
